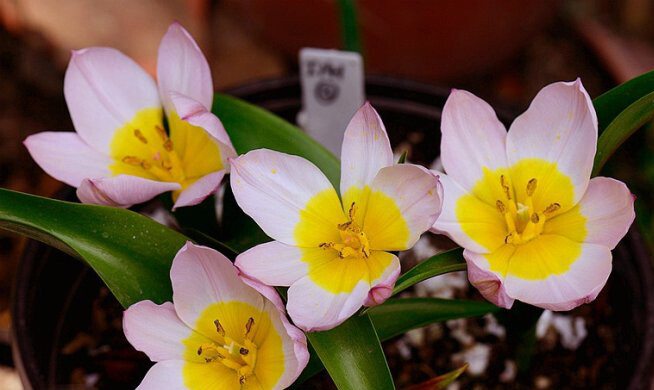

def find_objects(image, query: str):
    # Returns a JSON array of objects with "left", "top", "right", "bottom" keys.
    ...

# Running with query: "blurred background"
[{"left": 1, "top": 0, "right": 654, "bottom": 388}]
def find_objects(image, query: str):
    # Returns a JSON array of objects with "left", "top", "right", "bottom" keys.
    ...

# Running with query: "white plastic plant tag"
[{"left": 298, "top": 48, "right": 365, "bottom": 157}]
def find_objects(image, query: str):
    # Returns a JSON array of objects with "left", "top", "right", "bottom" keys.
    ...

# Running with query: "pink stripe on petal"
[{"left": 76, "top": 175, "right": 180, "bottom": 207}]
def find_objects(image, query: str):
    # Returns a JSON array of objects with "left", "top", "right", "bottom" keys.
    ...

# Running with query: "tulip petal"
[
  {"left": 230, "top": 150, "right": 345, "bottom": 246},
  {"left": 157, "top": 22, "right": 213, "bottom": 114},
  {"left": 340, "top": 102, "right": 393, "bottom": 196},
  {"left": 440, "top": 89, "right": 509, "bottom": 191},
  {"left": 172, "top": 170, "right": 225, "bottom": 210},
  {"left": 235, "top": 241, "right": 308, "bottom": 287},
  {"left": 123, "top": 301, "right": 199, "bottom": 362},
  {"left": 170, "top": 242, "right": 263, "bottom": 332},
  {"left": 77, "top": 175, "right": 180, "bottom": 207},
  {"left": 506, "top": 79, "right": 597, "bottom": 206},
  {"left": 170, "top": 92, "right": 234, "bottom": 151},
  {"left": 431, "top": 173, "right": 507, "bottom": 253},
  {"left": 287, "top": 273, "right": 370, "bottom": 332},
  {"left": 137, "top": 359, "right": 239, "bottom": 390},
  {"left": 463, "top": 250, "right": 515, "bottom": 309},
  {"left": 544, "top": 177, "right": 635, "bottom": 249},
  {"left": 24, "top": 132, "right": 111, "bottom": 187},
  {"left": 364, "top": 253, "right": 400, "bottom": 307},
  {"left": 503, "top": 240, "right": 611, "bottom": 311},
  {"left": 364, "top": 164, "right": 442, "bottom": 251},
  {"left": 64, "top": 47, "right": 160, "bottom": 154}
]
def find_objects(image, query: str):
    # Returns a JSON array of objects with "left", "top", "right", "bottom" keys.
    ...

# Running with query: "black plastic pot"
[{"left": 11, "top": 76, "right": 654, "bottom": 389}]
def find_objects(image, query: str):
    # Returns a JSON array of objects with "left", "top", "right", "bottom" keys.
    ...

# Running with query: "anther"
[
  {"left": 140, "top": 161, "right": 152, "bottom": 170},
  {"left": 531, "top": 213, "right": 540, "bottom": 223},
  {"left": 319, "top": 242, "right": 333, "bottom": 250},
  {"left": 496, "top": 200, "right": 507, "bottom": 213},
  {"left": 526, "top": 178, "right": 537, "bottom": 196},
  {"left": 348, "top": 202, "right": 357, "bottom": 220},
  {"left": 214, "top": 319, "right": 226, "bottom": 336},
  {"left": 163, "top": 139, "right": 174, "bottom": 152},
  {"left": 239, "top": 347, "right": 249, "bottom": 356},
  {"left": 121, "top": 156, "right": 141, "bottom": 165},
  {"left": 155, "top": 125, "right": 168, "bottom": 141},
  {"left": 133, "top": 129, "right": 148, "bottom": 144},
  {"left": 500, "top": 175, "right": 511, "bottom": 200},
  {"left": 197, "top": 346, "right": 203, "bottom": 355},
  {"left": 543, "top": 203, "right": 561, "bottom": 214},
  {"left": 245, "top": 317, "right": 255, "bottom": 336},
  {"left": 239, "top": 376, "right": 246, "bottom": 385}
]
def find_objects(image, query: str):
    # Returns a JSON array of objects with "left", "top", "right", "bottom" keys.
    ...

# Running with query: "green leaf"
[
  {"left": 392, "top": 248, "right": 465, "bottom": 296},
  {"left": 368, "top": 297, "right": 500, "bottom": 340},
  {"left": 212, "top": 93, "right": 340, "bottom": 188},
  {"left": 592, "top": 91, "right": 654, "bottom": 176},
  {"left": 0, "top": 189, "right": 185, "bottom": 307},
  {"left": 593, "top": 70, "right": 654, "bottom": 133},
  {"left": 308, "top": 314, "right": 395, "bottom": 390},
  {"left": 397, "top": 150, "right": 408, "bottom": 164},
  {"left": 403, "top": 364, "right": 468, "bottom": 390},
  {"left": 293, "top": 298, "right": 498, "bottom": 387}
]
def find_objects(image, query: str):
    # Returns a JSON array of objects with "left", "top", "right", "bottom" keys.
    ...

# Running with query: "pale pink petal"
[
  {"left": 76, "top": 175, "right": 180, "bottom": 207},
  {"left": 365, "top": 164, "right": 442, "bottom": 251},
  {"left": 24, "top": 132, "right": 111, "bottom": 187},
  {"left": 364, "top": 253, "right": 400, "bottom": 307},
  {"left": 169, "top": 92, "right": 233, "bottom": 150},
  {"left": 170, "top": 242, "right": 263, "bottom": 330},
  {"left": 236, "top": 273, "right": 310, "bottom": 387},
  {"left": 340, "top": 102, "right": 393, "bottom": 196},
  {"left": 503, "top": 242, "right": 611, "bottom": 311},
  {"left": 136, "top": 360, "right": 186, "bottom": 390},
  {"left": 578, "top": 177, "right": 635, "bottom": 249},
  {"left": 123, "top": 301, "right": 191, "bottom": 362},
  {"left": 440, "top": 89, "right": 509, "bottom": 191},
  {"left": 463, "top": 250, "right": 514, "bottom": 309},
  {"left": 172, "top": 170, "right": 225, "bottom": 210},
  {"left": 64, "top": 47, "right": 160, "bottom": 154},
  {"left": 230, "top": 150, "right": 342, "bottom": 246},
  {"left": 235, "top": 241, "right": 308, "bottom": 287},
  {"left": 157, "top": 22, "right": 212, "bottom": 114},
  {"left": 431, "top": 172, "right": 507, "bottom": 254},
  {"left": 287, "top": 276, "right": 370, "bottom": 332},
  {"left": 506, "top": 79, "right": 597, "bottom": 205}
]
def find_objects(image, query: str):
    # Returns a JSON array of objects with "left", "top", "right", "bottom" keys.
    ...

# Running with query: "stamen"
[
  {"left": 197, "top": 346, "right": 203, "bottom": 355},
  {"left": 496, "top": 200, "right": 507, "bottom": 213},
  {"left": 140, "top": 160, "right": 152, "bottom": 170},
  {"left": 163, "top": 139, "right": 174, "bottom": 152},
  {"left": 531, "top": 213, "right": 540, "bottom": 223},
  {"left": 543, "top": 203, "right": 561, "bottom": 214},
  {"left": 319, "top": 242, "right": 333, "bottom": 250},
  {"left": 239, "top": 376, "right": 246, "bottom": 385},
  {"left": 133, "top": 129, "right": 148, "bottom": 144},
  {"left": 245, "top": 317, "right": 254, "bottom": 337},
  {"left": 500, "top": 175, "right": 511, "bottom": 200},
  {"left": 121, "top": 156, "right": 141, "bottom": 165},
  {"left": 155, "top": 125, "right": 168, "bottom": 141},
  {"left": 526, "top": 178, "right": 537, "bottom": 197},
  {"left": 214, "top": 319, "right": 226, "bottom": 337},
  {"left": 239, "top": 347, "right": 249, "bottom": 356},
  {"left": 348, "top": 202, "right": 357, "bottom": 220}
]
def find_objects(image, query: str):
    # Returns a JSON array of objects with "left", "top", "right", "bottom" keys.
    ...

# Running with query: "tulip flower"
[
  {"left": 123, "top": 242, "right": 309, "bottom": 389},
  {"left": 24, "top": 23, "right": 235, "bottom": 209},
  {"left": 232, "top": 103, "right": 443, "bottom": 331},
  {"left": 432, "top": 80, "right": 635, "bottom": 310}
]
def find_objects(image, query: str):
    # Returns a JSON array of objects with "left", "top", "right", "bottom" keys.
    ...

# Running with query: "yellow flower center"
[
  {"left": 495, "top": 175, "right": 561, "bottom": 245},
  {"left": 319, "top": 202, "right": 371, "bottom": 259},
  {"left": 196, "top": 317, "right": 258, "bottom": 386},
  {"left": 120, "top": 126, "right": 187, "bottom": 184},
  {"left": 110, "top": 108, "right": 224, "bottom": 199}
]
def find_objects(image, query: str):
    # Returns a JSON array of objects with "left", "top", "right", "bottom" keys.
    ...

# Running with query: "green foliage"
[{"left": 392, "top": 249, "right": 466, "bottom": 296}]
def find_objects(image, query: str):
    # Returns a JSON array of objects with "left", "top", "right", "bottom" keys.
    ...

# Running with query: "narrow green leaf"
[
  {"left": 0, "top": 189, "right": 185, "bottom": 307},
  {"left": 212, "top": 93, "right": 340, "bottom": 188},
  {"left": 392, "top": 248, "right": 465, "bottom": 296},
  {"left": 368, "top": 297, "right": 500, "bottom": 340},
  {"left": 403, "top": 364, "right": 468, "bottom": 390},
  {"left": 397, "top": 150, "right": 408, "bottom": 164},
  {"left": 308, "top": 314, "right": 395, "bottom": 390},
  {"left": 593, "top": 70, "right": 654, "bottom": 133},
  {"left": 592, "top": 91, "right": 654, "bottom": 176},
  {"left": 293, "top": 298, "right": 498, "bottom": 386}
]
